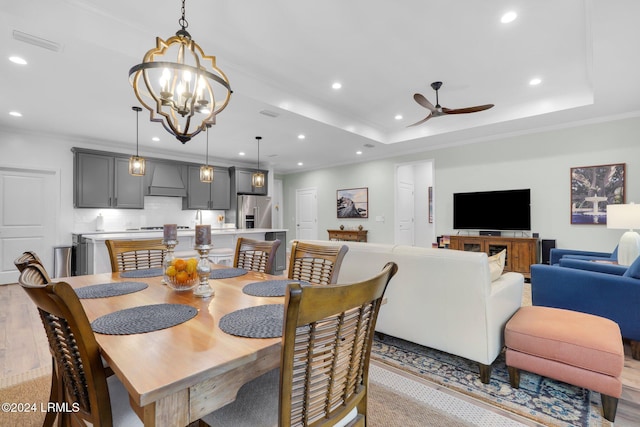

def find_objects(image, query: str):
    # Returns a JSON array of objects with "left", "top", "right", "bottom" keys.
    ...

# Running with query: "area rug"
[{"left": 372, "top": 334, "right": 610, "bottom": 427}]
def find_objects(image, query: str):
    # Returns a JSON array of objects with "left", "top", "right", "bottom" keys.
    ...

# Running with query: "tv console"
[{"left": 449, "top": 235, "right": 539, "bottom": 279}]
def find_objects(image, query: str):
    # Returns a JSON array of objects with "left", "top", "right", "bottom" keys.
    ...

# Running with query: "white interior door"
[
  {"left": 0, "top": 167, "right": 57, "bottom": 284},
  {"left": 295, "top": 187, "right": 318, "bottom": 240},
  {"left": 397, "top": 180, "right": 415, "bottom": 245}
]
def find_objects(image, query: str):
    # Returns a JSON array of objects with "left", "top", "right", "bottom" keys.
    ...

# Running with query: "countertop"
[{"left": 81, "top": 228, "right": 287, "bottom": 242}]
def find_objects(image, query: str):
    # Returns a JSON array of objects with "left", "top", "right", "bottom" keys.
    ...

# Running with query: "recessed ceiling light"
[
  {"left": 151, "top": 137, "right": 160, "bottom": 142},
  {"left": 356, "top": 151, "right": 363, "bottom": 155},
  {"left": 529, "top": 78, "right": 542, "bottom": 86},
  {"left": 297, "top": 162, "right": 304, "bottom": 166},
  {"left": 297, "top": 134, "right": 305, "bottom": 140},
  {"left": 394, "top": 114, "right": 403, "bottom": 120},
  {"left": 501, "top": 11, "right": 517, "bottom": 24},
  {"left": 239, "top": 152, "right": 246, "bottom": 156},
  {"left": 332, "top": 82, "right": 342, "bottom": 90},
  {"left": 9, "top": 56, "right": 27, "bottom": 65},
  {"left": 9, "top": 111, "right": 22, "bottom": 117}
]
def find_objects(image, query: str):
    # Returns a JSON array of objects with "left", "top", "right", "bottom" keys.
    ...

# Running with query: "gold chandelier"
[{"left": 129, "top": 0, "right": 232, "bottom": 144}]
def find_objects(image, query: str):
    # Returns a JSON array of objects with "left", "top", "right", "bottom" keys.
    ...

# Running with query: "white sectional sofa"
[{"left": 297, "top": 240, "right": 524, "bottom": 383}]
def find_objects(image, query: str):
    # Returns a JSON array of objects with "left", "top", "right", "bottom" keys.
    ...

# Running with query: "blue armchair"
[
  {"left": 530, "top": 261, "right": 640, "bottom": 359},
  {"left": 549, "top": 246, "right": 618, "bottom": 265},
  {"left": 558, "top": 258, "right": 627, "bottom": 275}
]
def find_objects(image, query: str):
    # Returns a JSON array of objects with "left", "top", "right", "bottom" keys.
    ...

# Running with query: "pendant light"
[
  {"left": 251, "top": 136, "right": 265, "bottom": 188},
  {"left": 129, "top": 0, "right": 232, "bottom": 144},
  {"left": 200, "top": 125, "right": 213, "bottom": 183},
  {"left": 129, "top": 106, "right": 146, "bottom": 176}
]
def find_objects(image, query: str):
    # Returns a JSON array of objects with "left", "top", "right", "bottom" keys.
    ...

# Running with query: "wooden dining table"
[{"left": 64, "top": 266, "right": 285, "bottom": 426}]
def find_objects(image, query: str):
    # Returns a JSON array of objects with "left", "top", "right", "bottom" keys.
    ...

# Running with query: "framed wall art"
[
  {"left": 570, "top": 163, "right": 625, "bottom": 224},
  {"left": 337, "top": 187, "right": 368, "bottom": 218}
]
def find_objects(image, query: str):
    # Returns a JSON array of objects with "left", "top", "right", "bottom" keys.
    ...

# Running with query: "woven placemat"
[
  {"left": 242, "top": 280, "right": 310, "bottom": 297},
  {"left": 209, "top": 268, "right": 248, "bottom": 279},
  {"left": 91, "top": 304, "right": 197, "bottom": 335},
  {"left": 119, "top": 268, "right": 163, "bottom": 278},
  {"left": 75, "top": 281, "right": 148, "bottom": 299},
  {"left": 218, "top": 304, "right": 284, "bottom": 338}
]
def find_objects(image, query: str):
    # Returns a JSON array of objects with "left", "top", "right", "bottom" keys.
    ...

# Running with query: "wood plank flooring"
[{"left": 1, "top": 282, "right": 639, "bottom": 425}]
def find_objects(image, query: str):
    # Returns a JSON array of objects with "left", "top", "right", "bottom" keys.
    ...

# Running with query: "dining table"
[{"left": 64, "top": 265, "right": 289, "bottom": 426}]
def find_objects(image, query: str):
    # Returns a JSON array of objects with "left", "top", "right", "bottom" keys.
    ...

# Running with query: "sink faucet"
[{"left": 195, "top": 209, "right": 202, "bottom": 225}]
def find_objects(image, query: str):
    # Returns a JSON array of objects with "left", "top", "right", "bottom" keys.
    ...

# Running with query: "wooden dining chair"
[
  {"left": 105, "top": 239, "right": 166, "bottom": 273},
  {"left": 287, "top": 240, "right": 349, "bottom": 285},
  {"left": 200, "top": 262, "right": 398, "bottom": 427},
  {"left": 233, "top": 237, "right": 281, "bottom": 274},
  {"left": 14, "top": 250, "right": 46, "bottom": 273},
  {"left": 19, "top": 263, "right": 143, "bottom": 427}
]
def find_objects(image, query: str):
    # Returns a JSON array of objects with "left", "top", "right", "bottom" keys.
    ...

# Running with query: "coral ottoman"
[{"left": 505, "top": 306, "right": 624, "bottom": 422}]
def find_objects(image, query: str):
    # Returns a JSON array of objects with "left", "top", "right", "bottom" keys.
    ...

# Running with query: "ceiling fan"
[{"left": 409, "top": 81, "right": 494, "bottom": 127}]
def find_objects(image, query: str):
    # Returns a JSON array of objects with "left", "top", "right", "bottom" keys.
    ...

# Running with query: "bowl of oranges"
[{"left": 164, "top": 257, "right": 199, "bottom": 291}]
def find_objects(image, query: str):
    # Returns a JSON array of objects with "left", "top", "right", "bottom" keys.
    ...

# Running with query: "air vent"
[
  {"left": 259, "top": 109, "right": 279, "bottom": 118},
  {"left": 13, "top": 30, "right": 62, "bottom": 52},
  {"left": 363, "top": 143, "right": 375, "bottom": 148}
]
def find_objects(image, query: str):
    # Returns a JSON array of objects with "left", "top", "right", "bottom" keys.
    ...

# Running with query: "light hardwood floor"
[{"left": 1, "top": 282, "right": 639, "bottom": 425}]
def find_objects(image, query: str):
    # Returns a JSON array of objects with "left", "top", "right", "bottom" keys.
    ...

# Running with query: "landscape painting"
[
  {"left": 337, "top": 187, "right": 368, "bottom": 218},
  {"left": 570, "top": 163, "right": 625, "bottom": 224}
]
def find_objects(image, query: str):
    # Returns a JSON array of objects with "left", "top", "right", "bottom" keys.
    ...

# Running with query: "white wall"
[{"left": 283, "top": 116, "right": 640, "bottom": 251}]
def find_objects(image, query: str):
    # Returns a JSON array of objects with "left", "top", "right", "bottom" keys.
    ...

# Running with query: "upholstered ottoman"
[{"left": 504, "top": 306, "right": 624, "bottom": 422}]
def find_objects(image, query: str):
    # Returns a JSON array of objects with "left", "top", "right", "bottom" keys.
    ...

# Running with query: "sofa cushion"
[
  {"left": 623, "top": 254, "right": 640, "bottom": 279},
  {"left": 488, "top": 249, "right": 506, "bottom": 281}
]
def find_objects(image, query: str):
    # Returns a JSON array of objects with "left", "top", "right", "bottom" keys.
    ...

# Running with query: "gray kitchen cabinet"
[
  {"left": 183, "top": 166, "right": 230, "bottom": 210},
  {"left": 231, "top": 167, "right": 268, "bottom": 195},
  {"left": 73, "top": 150, "right": 144, "bottom": 208}
]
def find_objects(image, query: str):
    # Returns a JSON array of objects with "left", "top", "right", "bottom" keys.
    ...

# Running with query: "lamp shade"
[{"left": 606, "top": 203, "right": 640, "bottom": 229}]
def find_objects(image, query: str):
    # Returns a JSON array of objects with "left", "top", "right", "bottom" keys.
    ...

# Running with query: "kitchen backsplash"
[{"left": 73, "top": 196, "right": 227, "bottom": 232}]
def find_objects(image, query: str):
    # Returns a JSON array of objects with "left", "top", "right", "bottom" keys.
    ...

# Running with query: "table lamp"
[{"left": 607, "top": 203, "right": 640, "bottom": 265}]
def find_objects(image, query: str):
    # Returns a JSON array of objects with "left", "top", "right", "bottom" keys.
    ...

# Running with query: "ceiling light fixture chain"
[{"left": 129, "top": 0, "right": 232, "bottom": 144}]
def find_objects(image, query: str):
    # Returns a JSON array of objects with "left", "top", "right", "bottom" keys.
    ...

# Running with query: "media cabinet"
[{"left": 449, "top": 235, "right": 539, "bottom": 279}]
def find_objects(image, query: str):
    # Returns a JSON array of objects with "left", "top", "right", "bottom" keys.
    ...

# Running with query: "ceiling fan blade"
[
  {"left": 442, "top": 104, "right": 494, "bottom": 114},
  {"left": 413, "top": 93, "right": 436, "bottom": 112},
  {"left": 407, "top": 114, "right": 433, "bottom": 127}
]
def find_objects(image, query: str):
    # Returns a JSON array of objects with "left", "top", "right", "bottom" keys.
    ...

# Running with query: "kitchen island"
[{"left": 79, "top": 228, "right": 287, "bottom": 275}]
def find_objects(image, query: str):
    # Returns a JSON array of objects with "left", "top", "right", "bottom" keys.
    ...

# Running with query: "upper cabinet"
[
  {"left": 73, "top": 149, "right": 144, "bottom": 209},
  {"left": 230, "top": 167, "right": 268, "bottom": 195},
  {"left": 183, "top": 166, "right": 230, "bottom": 210}
]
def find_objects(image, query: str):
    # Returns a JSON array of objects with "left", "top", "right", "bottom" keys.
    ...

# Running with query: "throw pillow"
[
  {"left": 623, "top": 254, "right": 640, "bottom": 279},
  {"left": 488, "top": 249, "right": 506, "bottom": 281}
]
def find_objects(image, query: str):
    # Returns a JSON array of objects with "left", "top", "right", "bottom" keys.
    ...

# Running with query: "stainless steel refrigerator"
[{"left": 237, "top": 195, "right": 272, "bottom": 229}]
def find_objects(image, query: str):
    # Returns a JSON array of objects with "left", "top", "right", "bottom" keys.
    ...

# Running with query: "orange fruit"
[
  {"left": 176, "top": 271, "right": 189, "bottom": 284},
  {"left": 165, "top": 266, "right": 177, "bottom": 277},
  {"left": 173, "top": 258, "right": 187, "bottom": 271}
]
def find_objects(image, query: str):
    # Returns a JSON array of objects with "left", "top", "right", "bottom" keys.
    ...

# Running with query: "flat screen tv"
[{"left": 453, "top": 189, "right": 531, "bottom": 231}]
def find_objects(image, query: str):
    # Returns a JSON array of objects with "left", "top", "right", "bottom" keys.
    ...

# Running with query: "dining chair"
[
  {"left": 105, "top": 238, "right": 166, "bottom": 272},
  {"left": 200, "top": 261, "right": 398, "bottom": 427},
  {"left": 287, "top": 240, "right": 349, "bottom": 285},
  {"left": 13, "top": 250, "right": 49, "bottom": 278},
  {"left": 18, "top": 263, "right": 143, "bottom": 427},
  {"left": 233, "top": 237, "right": 281, "bottom": 274}
]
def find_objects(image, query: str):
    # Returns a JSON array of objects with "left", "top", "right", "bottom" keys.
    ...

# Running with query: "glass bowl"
[{"left": 164, "top": 258, "right": 199, "bottom": 291}]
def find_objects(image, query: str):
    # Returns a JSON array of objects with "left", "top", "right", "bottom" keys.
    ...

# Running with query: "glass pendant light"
[
  {"left": 129, "top": 106, "right": 146, "bottom": 176},
  {"left": 200, "top": 125, "right": 213, "bottom": 183},
  {"left": 251, "top": 136, "right": 265, "bottom": 188}
]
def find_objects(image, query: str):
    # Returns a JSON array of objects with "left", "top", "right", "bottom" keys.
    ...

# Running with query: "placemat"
[
  {"left": 119, "top": 268, "right": 163, "bottom": 278},
  {"left": 242, "top": 280, "right": 310, "bottom": 297},
  {"left": 91, "top": 304, "right": 197, "bottom": 335},
  {"left": 218, "top": 304, "right": 284, "bottom": 338},
  {"left": 75, "top": 281, "right": 148, "bottom": 299},
  {"left": 209, "top": 268, "right": 248, "bottom": 279}
]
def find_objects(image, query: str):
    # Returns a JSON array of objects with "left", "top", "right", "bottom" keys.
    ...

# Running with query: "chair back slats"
[
  {"left": 234, "top": 238, "right": 281, "bottom": 274},
  {"left": 280, "top": 262, "right": 397, "bottom": 427},
  {"left": 105, "top": 239, "right": 166, "bottom": 272},
  {"left": 288, "top": 241, "right": 349, "bottom": 285},
  {"left": 19, "top": 263, "right": 113, "bottom": 426}
]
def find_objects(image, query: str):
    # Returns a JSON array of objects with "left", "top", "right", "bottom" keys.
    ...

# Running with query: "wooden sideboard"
[
  {"left": 328, "top": 229, "right": 368, "bottom": 242},
  {"left": 448, "top": 235, "right": 539, "bottom": 279}
]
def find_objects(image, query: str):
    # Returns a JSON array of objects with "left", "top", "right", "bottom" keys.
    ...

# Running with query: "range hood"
[{"left": 148, "top": 163, "right": 187, "bottom": 197}]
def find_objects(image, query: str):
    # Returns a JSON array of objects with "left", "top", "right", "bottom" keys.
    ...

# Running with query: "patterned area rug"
[{"left": 371, "top": 335, "right": 610, "bottom": 427}]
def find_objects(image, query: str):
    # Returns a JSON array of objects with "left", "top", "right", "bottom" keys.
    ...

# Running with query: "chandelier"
[
  {"left": 252, "top": 136, "right": 265, "bottom": 188},
  {"left": 129, "top": 106, "right": 146, "bottom": 176},
  {"left": 129, "top": 0, "right": 232, "bottom": 144}
]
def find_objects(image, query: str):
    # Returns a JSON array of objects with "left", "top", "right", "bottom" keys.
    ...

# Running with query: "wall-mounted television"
[{"left": 453, "top": 189, "right": 531, "bottom": 231}]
